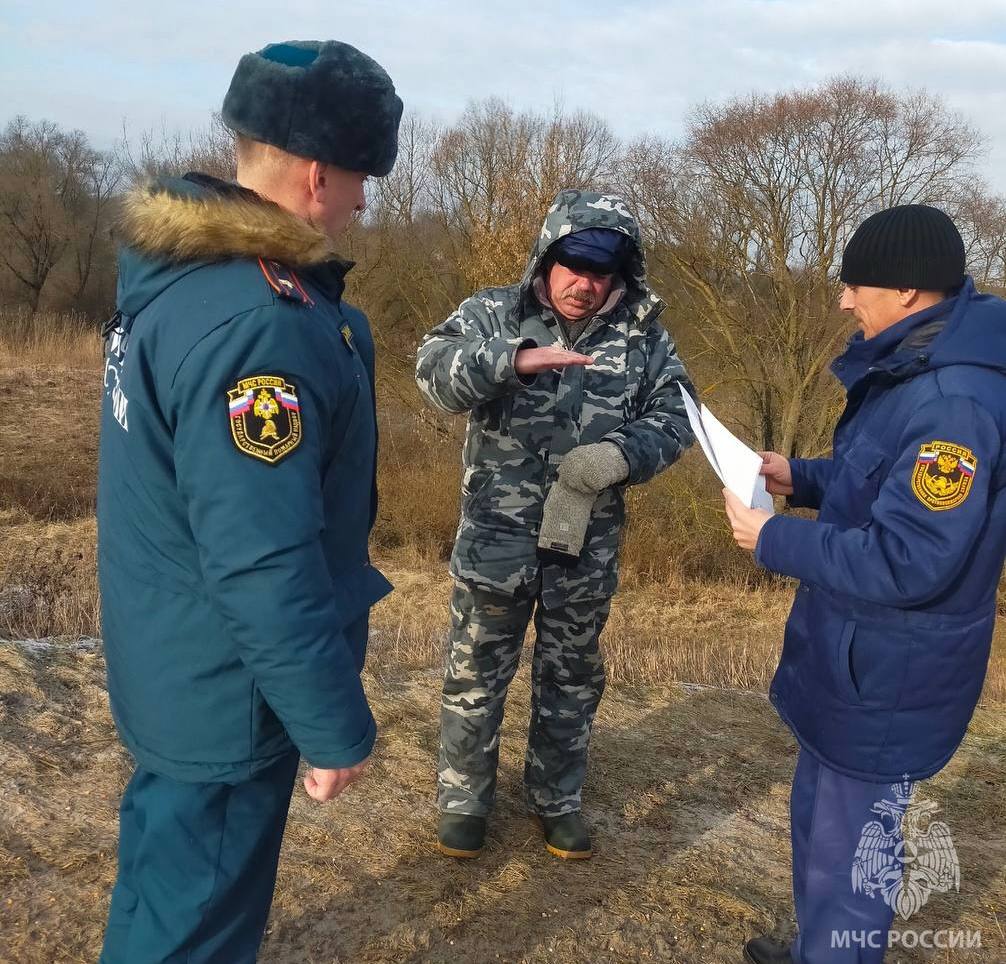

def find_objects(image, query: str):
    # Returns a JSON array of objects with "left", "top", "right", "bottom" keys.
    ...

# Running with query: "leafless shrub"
[
  {"left": 621, "top": 77, "right": 988, "bottom": 456},
  {"left": 116, "top": 113, "right": 236, "bottom": 185}
]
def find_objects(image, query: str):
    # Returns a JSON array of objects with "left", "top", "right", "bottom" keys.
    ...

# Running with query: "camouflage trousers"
[{"left": 437, "top": 581, "right": 610, "bottom": 817}]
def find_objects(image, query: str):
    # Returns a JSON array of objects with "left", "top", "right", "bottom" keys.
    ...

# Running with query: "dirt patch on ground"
[{"left": 1, "top": 643, "right": 1003, "bottom": 964}]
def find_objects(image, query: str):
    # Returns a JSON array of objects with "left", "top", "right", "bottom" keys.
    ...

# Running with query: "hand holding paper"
[
  {"left": 723, "top": 488, "right": 772, "bottom": 550},
  {"left": 758, "top": 451, "right": 794, "bottom": 497},
  {"left": 677, "top": 383, "right": 774, "bottom": 512}
]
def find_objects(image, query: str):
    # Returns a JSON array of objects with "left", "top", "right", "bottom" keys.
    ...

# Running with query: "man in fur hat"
[{"left": 97, "top": 41, "right": 401, "bottom": 961}]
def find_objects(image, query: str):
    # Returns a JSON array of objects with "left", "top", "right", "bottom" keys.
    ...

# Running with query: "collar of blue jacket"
[{"left": 831, "top": 277, "right": 979, "bottom": 389}]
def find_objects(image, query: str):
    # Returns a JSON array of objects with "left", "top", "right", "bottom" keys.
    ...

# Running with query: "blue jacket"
[
  {"left": 756, "top": 278, "right": 1006, "bottom": 782},
  {"left": 97, "top": 174, "right": 391, "bottom": 782}
]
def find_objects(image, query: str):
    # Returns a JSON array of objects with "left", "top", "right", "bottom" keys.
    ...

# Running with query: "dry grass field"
[
  {"left": 1, "top": 330, "right": 1005, "bottom": 962},
  {"left": 3, "top": 642, "right": 1004, "bottom": 964}
]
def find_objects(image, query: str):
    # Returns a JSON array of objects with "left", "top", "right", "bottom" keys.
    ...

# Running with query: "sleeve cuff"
[
  {"left": 602, "top": 436, "right": 634, "bottom": 485},
  {"left": 787, "top": 458, "right": 817, "bottom": 509},
  {"left": 301, "top": 713, "right": 377, "bottom": 769},
  {"left": 509, "top": 337, "right": 539, "bottom": 386}
]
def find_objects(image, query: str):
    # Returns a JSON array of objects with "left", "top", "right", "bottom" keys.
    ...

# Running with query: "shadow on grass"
[{"left": 265, "top": 682, "right": 795, "bottom": 964}]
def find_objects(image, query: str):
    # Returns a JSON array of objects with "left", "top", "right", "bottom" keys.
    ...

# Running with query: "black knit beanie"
[
  {"left": 223, "top": 41, "right": 402, "bottom": 176},
  {"left": 840, "top": 204, "right": 966, "bottom": 292}
]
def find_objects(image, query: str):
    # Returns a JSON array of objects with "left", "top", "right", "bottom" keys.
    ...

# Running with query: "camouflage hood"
[{"left": 515, "top": 189, "right": 661, "bottom": 327}]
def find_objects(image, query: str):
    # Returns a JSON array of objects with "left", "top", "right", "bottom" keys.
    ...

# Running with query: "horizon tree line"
[{"left": 2, "top": 75, "right": 1004, "bottom": 457}]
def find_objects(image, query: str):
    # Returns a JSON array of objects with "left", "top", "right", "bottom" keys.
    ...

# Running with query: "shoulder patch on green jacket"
[{"left": 227, "top": 374, "right": 303, "bottom": 464}]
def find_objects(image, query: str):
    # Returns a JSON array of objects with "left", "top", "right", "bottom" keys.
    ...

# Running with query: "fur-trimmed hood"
[
  {"left": 120, "top": 174, "right": 339, "bottom": 266},
  {"left": 115, "top": 173, "right": 346, "bottom": 317}
]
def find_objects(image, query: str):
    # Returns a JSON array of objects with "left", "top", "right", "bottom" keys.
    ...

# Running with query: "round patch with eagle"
[
  {"left": 227, "top": 375, "right": 302, "bottom": 464},
  {"left": 911, "top": 440, "right": 977, "bottom": 511}
]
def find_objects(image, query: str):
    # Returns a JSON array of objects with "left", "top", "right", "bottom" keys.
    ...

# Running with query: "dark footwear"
[
  {"left": 538, "top": 811, "right": 592, "bottom": 859},
  {"left": 743, "top": 936, "right": 793, "bottom": 963},
  {"left": 437, "top": 813, "right": 486, "bottom": 858}
]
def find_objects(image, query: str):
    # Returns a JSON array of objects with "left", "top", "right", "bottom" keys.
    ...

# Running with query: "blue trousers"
[
  {"left": 791, "top": 749, "right": 911, "bottom": 964},
  {"left": 100, "top": 751, "right": 300, "bottom": 964}
]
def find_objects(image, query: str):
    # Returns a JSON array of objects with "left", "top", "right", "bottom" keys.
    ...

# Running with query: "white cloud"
[{"left": 2, "top": 0, "right": 1004, "bottom": 188}]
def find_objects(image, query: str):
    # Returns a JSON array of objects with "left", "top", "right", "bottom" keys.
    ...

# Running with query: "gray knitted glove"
[
  {"left": 537, "top": 479, "right": 595, "bottom": 565},
  {"left": 537, "top": 442, "right": 629, "bottom": 566},
  {"left": 558, "top": 442, "right": 629, "bottom": 494}
]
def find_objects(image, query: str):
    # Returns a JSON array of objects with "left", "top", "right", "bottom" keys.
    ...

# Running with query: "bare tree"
[
  {"left": 622, "top": 77, "right": 984, "bottom": 457},
  {"left": 956, "top": 185, "right": 1006, "bottom": 292},
  {"left": 0, "top": 116, "right": 121, "bottom": 313},
  {"left": 369, "top": 113, "right": 439, "bottom": 225},
  {"left": 69, "top": 148, "right": 120, "bottom": 305},
  {"left": 359, "top": 113, "right": 460, "bottom": 344},
  {"left": 117, "top": 113, "right": 236, "bottom": 185},
  {"left": 429, "top": 99, "right": 620, "bottom": 292}
]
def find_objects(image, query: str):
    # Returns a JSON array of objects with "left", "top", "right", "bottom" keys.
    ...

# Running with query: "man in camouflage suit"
[{"left": 415, "top": 190, "right": 693, "bottom": 859}]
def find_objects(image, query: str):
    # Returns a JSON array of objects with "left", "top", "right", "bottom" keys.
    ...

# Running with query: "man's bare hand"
[
  {"left": 723, "top": 488, "right": 773, "bottom": 552},
  {"left": 515, "top": 346, "right": 594, "bottom": 375},
  {"left": 759, "top": 451, "right": 794, "bottom": 496},
  {"left": 303, "top": 759, "right": 369, "bottom": 802}
]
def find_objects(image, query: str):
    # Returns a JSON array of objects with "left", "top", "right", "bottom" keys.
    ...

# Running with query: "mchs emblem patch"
[
  {"left": 911, "top": 440, "right": 977, "bottom": 511},
  {"left": 227, "top": 375, "right": 302, "bottom": 464}
]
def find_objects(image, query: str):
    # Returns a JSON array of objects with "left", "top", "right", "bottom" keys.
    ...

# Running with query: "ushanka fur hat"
[{"left": 222, "top": 40, "right": 403, "bottom": 176}]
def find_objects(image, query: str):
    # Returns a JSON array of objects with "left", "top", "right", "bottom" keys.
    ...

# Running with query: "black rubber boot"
[
  {"left": 743, "top": 936, "right": 793, "bottom": 963},
  {"left": 437, "top": 813, "right": 487, "bottom": 858},
  {"left": 538, "top": 812, "right": 592, "bottom": 859}
]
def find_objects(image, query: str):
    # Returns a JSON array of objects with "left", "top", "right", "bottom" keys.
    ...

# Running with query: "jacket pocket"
[
  {"left": 480, "top": 396, "right": 512, "bottom": 436},
  {"left": 842, "top": 435, "right": 885, "bottom": 475},
  {"left": 827, "top": 435, "right": 887, "bottom": 523},
  {"left": 836, "top": 621, "right": 862, "bottom": 704},
  {"left": 250, "top": 682, "right": 287, "bottom": 758},
  {"left": 834, "top": 617, "right": 916, "bottom": 709},
  {"left": 462, "top": 468, "right": 494, "bottom": 518}
]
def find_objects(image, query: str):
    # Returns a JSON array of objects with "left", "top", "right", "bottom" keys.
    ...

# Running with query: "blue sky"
[{"left": 4, "top": 0, "right": 1006, "bottom": 189}]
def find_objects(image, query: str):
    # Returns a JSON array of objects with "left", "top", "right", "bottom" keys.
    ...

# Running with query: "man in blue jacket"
[
  {"left": 724, "top": 205, "right": 1006, "bottom": 963},
  {"left": 97, "top": 41, "right": 401, "bottom": 962}
]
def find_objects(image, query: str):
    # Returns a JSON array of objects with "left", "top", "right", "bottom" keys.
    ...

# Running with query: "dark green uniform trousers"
[{"left": 100, "top": 750, "right": 300, "bottom": 963}]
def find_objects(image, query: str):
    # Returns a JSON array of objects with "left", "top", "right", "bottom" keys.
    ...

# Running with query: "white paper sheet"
[
  {"left": 679, "top": 387, "right": 723, "bottom": 482},
  {"left": 677, "top": 383, "right": 775, "bottom": 513}
]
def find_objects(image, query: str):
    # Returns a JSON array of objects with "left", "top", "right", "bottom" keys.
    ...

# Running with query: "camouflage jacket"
[{"left": 415, "top": 190, "right": 694, "bottom": 606}]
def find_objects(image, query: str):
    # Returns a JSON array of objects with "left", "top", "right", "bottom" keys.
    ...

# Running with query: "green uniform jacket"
[
  {"left": 415, "top": 190, "right": 694, "bottom": 607},
  {"left": 97, "top": 174, "right": 391, "bottom": 782}
]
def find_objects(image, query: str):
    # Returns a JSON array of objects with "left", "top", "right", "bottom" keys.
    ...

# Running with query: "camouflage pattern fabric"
[
  {"left": 415, "top": 189, "right": 694, "bottom": 608},
  {"left": 419, "top": 189, "right": 693, "bottom": 816},
  {"left": 438, "top": 581, "right": 609, "bottom": 817}
]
